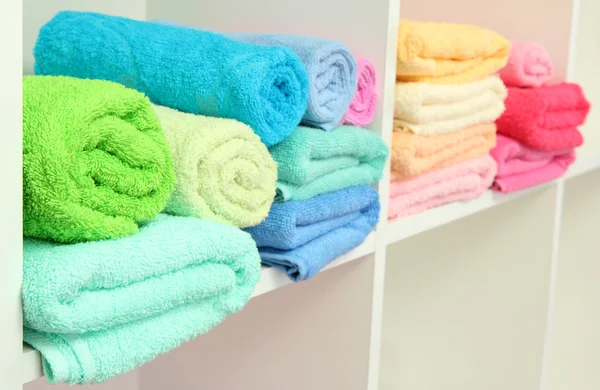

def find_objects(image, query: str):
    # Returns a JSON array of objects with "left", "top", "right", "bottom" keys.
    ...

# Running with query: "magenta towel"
[
  {"left": 499, "top": 41, "right": 554, "bottom": 88},
  {"left": 388, "top": 155, "right": 497, "bottom": 219},
  {"left": 491, "top": 134, "right": 575, "bottom": 193},
  {"left": 496, "top": 83, "right": 590, "bottom": 151},
  {"left": 341, "top": 57, "right": 377, "bottom": 127}
]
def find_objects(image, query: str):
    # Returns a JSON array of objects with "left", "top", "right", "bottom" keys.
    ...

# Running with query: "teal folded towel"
[
  {"left": 33, "top": 11, "right": 309, "bottom": 147},
  {"left": 22, "top": 214, "right": 261, "bottom": 384},
  {"left": 269, "top": 126, "right": 389, "bottom": 201}
]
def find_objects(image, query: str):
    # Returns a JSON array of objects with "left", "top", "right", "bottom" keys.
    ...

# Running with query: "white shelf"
[
  {"left": 565, "top": 153, "right": 600, "bottom": 179},
  {"left": 386, "top": 184, "right": 555, "bottom": 245},
  {"left": 250, "top": 232, "right": 377, "bottom": 298},
  {"left": 22, "top": 345, "right": 42, "bottom": 384}
]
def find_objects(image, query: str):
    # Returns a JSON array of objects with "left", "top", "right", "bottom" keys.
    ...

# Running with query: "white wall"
[
  {"left": 569, "top": 0, "right": 600, "bottom": 158},
  {"left": 547, "top": 170, "right": 600, "bottom": 390},
  {"left": 382, "top": 187, "right": 558, "bottom": 390}
]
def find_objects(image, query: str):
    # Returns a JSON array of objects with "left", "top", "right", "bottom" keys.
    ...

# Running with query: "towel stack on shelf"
[
  {"left": 24, "top": 11, "right": 388, "bottom": 383},
  {"left": 237, "top": 40, "right": 386, "bottom": 282},
  {"left": 388, "top": 21, "right": 510, "bottom": 218},
  {"left": 247, "top": 126, "right": 388, "bottom": 281},
  {"left": 492, "top": 42, "right": 591, "bottom": 193},
  {"left": 156, "top": 21, "right": 386, "bottom": 282}
]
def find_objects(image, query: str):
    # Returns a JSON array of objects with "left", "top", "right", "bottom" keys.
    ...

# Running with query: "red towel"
[
  {"left": 491, "top": 134, "right": 575, "bottom": 193},
  {"left": 496, "top": 83, "right": 590, "bottom": 151}
]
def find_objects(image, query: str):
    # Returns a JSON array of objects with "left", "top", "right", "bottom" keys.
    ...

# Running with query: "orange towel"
[
  {"left": 391, "top": 123, "right": 496, "bottom": 181},
  {"left": 397, "top": 21, "right": 510, "bottom": 84}
]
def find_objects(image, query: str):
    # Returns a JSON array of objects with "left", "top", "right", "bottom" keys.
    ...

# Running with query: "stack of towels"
[
  {"left": 240, "top": 45, "right": 387, "bottom": 282},
  {"left": 24, "top": 11, "right": 387, "bottom": 384},
  {"left": 492, "top": 42, "right": 591, "bottom": 192},
  {"left": 388, "top": 21, "right": 510, "bottom": 218}
]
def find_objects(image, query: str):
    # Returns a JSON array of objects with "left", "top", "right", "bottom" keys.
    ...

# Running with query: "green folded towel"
[
  {"left": 23, "top": 76, "right": 176, "bottom": 243},
  {"left": 23, "top": 214, "right": 261, "bottom": 384},
  {"left": 154, "top": 105, "right": 277, "bottom": 227},
  {"left": 269, "top": 126, "right": 389, "bottom": 201}
]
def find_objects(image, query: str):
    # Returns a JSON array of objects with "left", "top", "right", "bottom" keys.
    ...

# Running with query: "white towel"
[{"left": 394, "top": 75, "right": 507, "bottom": 135}]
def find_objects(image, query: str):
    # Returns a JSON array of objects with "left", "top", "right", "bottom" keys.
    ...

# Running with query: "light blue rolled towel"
[
  {"left": 245, "top": 186, "right": 380, "bottom": 281},
  {"left": 154, "top": 20, "right": 357, "bottom": 130},
  {"left": 221, "top": 33, "right": 358, "bottom": 130},
  {"left": 22, "top": 214, "right": 261, "bottom": 384},
  {"left": 33, "top": 11, "right": 309, "bottom": 147}
]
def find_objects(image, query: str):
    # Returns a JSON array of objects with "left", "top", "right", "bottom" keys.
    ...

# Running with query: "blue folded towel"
[
  {"left": 33, "top": 12, "right": 309, "bottom": 147},
  {"left": 22, "top": 214, "right": 260, "bottom": 384},
  {"left": 245, "top": 186, "right": 379, "bottom": 281},
  {"left": 154, "top": 20, "right": 357, "bottom": 130}
]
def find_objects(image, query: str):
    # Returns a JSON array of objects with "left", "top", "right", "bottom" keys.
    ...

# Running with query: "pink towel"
[
  {"left": 499, "top": 41, "right": 554, "bottom": 88},
  {"left": 496, "top": 83, "right": 590, "bottom": 151},
  {"left": 491, "top": 134, "right": 575, "bottom": 193},
  {"left": 389, "top": 155, "right": 497, "bottom": 219},
  {"left": 341, "top": 58, "right": 377, "bottom": 127}
]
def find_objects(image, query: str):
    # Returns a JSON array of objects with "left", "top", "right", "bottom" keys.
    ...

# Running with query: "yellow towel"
[
  {"left": 397, "top": 21, "right": 510, "bottom": 84},
  {"left": 391, "top": 123, "right": 496, "bottom": 181}
]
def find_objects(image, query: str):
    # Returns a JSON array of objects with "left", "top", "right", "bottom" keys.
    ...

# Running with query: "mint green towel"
[
  {"left": 154, "top": 105, "right": 277, "bottom": 227},
  {"left": 269, "top": 126, "right": 389, "bottom": 201},
  {"left": 23, "top": 76, "right": 176, "bottom": 243},
  {"left": 23, "top": 214, "right": 261, "bottom": 384}
]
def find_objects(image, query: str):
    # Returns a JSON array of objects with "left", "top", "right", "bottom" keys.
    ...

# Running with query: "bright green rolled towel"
[
  {"left": 23, "top": 76, "right": 175, "bottom": 243},
  {"left": 23, "top": 214, "right": 260, "bottom": 384},
  {"left": 269, "top": 126, "right": 389, "bottom": 201},
  {"left": 153, "top": 105, "right": 277, "bottom": 227}
]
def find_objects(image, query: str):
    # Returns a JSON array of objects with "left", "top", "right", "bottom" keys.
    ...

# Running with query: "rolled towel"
[
  {"left": 23, "top": 214, "right": 261, "bottom": 384},
  {"left": 246, "top": 186, "right": 379, "bottom": 281},
  {"left": 491, "top": 134, "right": 575, "bottom": 193},
  {"left": 218, "top": 32, "right": 357, "bottom": 130},
  {"left": 389, "top": 155, "right": 496, "bottom": 218},
  {"left": 391, "top": 123, "right": 496, "bottom": 181},
  {"left": 394, "top": 75, "right": 507, "bottom": 135},
  {"left": 269, "top": 126, "right": 388, "bottom": 201},
  {"left": 396, "top": 20, "right": 510, "bottom": 84},
  {"left": 153, "top": 105, "right": 277, "bottom": 228},
  {"left": 34, "top": 11, "right": 309, "bottom": 147},
  {"left": 341, "top": 57, "right": 378, "bottom": 127},
  {"left": 496, "top": 83, "right": 590, "bottom": 151},
  {"left": 499, "top": 41, "right": 554, "bottom": 88},
  {"left": 23, "top": 75, "right": 175, "bottom": 244}
]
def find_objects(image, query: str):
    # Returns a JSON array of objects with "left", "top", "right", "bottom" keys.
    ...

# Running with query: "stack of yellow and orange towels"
[{"left": 388, "top": 20, "right": 511, "bottom": 219}]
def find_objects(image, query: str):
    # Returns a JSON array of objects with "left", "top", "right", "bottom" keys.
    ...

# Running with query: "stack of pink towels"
[{"left": 492, "top": 42, "right": 591, "bottom": 193}]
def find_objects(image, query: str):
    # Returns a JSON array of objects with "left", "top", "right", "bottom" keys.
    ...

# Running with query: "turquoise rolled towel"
[
  {"left": 33, "top": 11, "right": 309, "bottom": 147},
  {"left": 22, "top": 214, "right": 260, "bottom": 384}
]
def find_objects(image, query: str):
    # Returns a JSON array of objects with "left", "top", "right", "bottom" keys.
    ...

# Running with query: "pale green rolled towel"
[
  {"left": 153, "top": 105, "right": 278, "bottom": 227},
  {"left": 269, "top": 126, "right": 389, "bottom": 201}
]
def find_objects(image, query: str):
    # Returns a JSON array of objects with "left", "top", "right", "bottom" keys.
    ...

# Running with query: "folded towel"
[
  {"left": 499, "top": 41, "right": 554, "bottom": 88},
  {"left": 389, "top": 155, "right": 496, "bottom": 218},
  {"left": 396, "top": 20, "right": 510, "bottom": 84},
  {"left": 34, "top": 11, "right": 309, "bottom": 147},
  {"left": 391, "top": 123, "right": 496, "bottom": 181},
  {"left": 246, "top": 186, "right": 379, "bottom": 281},
  {"left": 154, "top": 105, "right": 277, "bottom": 227},
  {"left": 269, "top": 126, "right": 388, "bottom": 201},
  {"left": 496, "top": 83, "right": 590, "bottom": 151},
  {"left": 394, "top": 75, "right": 507, "bottom": 135},
  {"left": 153, "top": 20, "right": 357, "bottom": 131},
  {"left": 23, "top": 214, "right": 260, "bottom": 384},
  {"left": 23, "top": 75, "right": 175, "bottom": 244},
  {"left": 490, "top": 134, "right": 575, "bottom": 193},
  {"left": 341, "top": 57, "right": 377, "bottom": 127}
]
